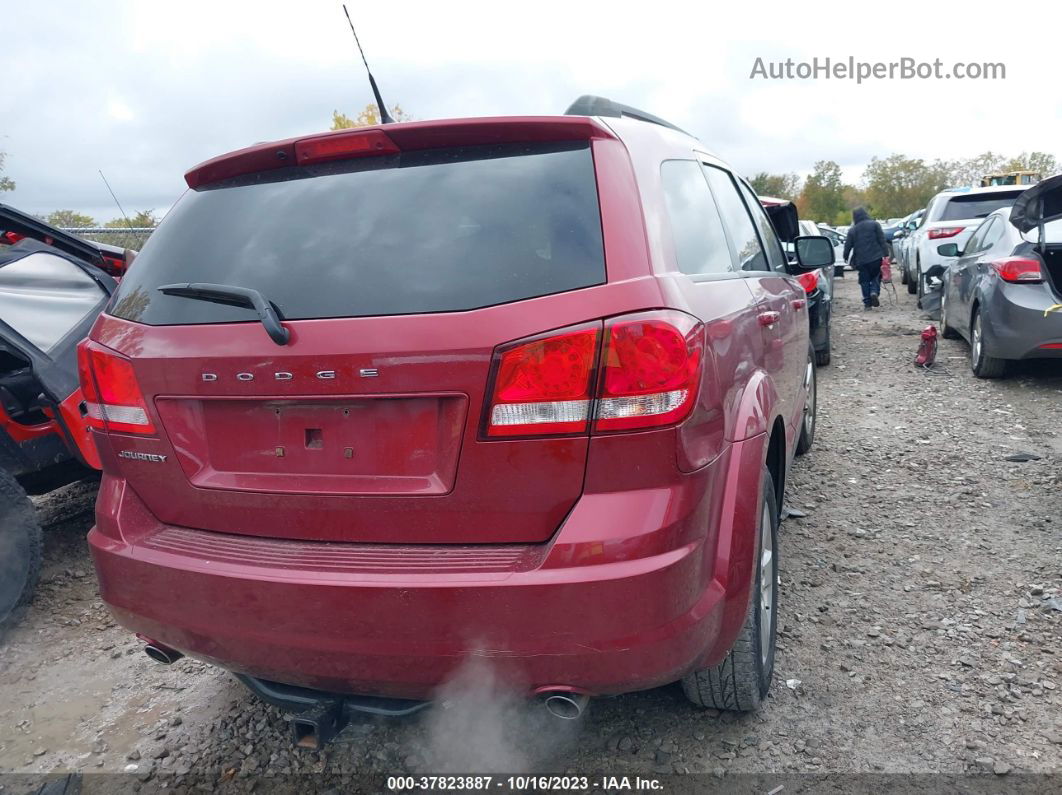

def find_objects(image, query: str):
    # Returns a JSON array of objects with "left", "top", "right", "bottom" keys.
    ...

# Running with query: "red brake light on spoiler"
[
  {"left": 294, "top": 130, "right": 400, "bottom": 165},
  {"left": 77, "top": 340, "right": 155, "bottom": 435}
]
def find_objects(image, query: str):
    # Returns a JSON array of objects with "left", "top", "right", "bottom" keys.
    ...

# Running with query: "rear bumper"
[
  {"left": 90, "top": 436, "right": 766, "bottom": 701},
  {"left": 980, "top": 286, "right": 1062, "bottom": 360}
]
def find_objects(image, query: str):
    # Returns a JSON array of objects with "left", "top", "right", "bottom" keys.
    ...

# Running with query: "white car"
[{"left": 906, "top": 185, "right": 1026, "bottom": 303}]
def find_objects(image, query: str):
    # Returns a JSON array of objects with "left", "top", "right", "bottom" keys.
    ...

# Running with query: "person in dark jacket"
[{"left": 843, "top": 207, "right": 888, "bottom": 309}]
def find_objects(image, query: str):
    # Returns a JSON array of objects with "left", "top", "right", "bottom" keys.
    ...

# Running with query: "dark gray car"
[{"left": 937, "top": 177, "right": 1062, "bottom": 377}]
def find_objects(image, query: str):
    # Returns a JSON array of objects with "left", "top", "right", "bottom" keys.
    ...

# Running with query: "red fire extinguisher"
[{"left": 915, "top": 324, "right": 938, "bottom": 367}]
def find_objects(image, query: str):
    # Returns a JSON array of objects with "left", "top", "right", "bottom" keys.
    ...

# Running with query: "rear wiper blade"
[{"left": 157, "top": 283, "right": 290, "bottom": 346}]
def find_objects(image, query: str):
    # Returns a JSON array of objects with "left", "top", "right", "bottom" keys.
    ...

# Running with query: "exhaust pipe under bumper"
[
  {"left": 540, "top": 690, "right": 590, "bottom": 720},
  {"left": 138, "top": 636, "right": 184, "bottom": 665}
]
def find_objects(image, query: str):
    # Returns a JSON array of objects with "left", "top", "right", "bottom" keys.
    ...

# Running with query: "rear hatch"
[
  {"left": 92, "top": 124, "right": 626, "bottom": 545},
  {"left": 933, "top": 190, "right": 1025, "bottom": 249}
]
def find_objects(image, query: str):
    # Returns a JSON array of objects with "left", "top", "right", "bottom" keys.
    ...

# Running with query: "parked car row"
[{"left": 891, "top": 177, "right": 1062, "bottom": 377}]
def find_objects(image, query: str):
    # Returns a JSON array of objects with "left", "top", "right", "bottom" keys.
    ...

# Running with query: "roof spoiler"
[
  {"left": 1009, "top": 173, "right": 1062, "bottom": 237},
  {"left": 564, "top": 95, "right": 689, "bottom": 135}
]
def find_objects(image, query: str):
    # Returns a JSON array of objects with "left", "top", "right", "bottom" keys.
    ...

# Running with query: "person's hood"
[
  {"left": 852, "top": 207, "right": 870, "bottom": 224},
  {"left": 1009, "top": 174, "right": 1062, "bottom": 233}
]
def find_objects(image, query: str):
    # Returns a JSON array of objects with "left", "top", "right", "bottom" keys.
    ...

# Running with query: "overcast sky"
[{"left": 3, "top": 0, "right": 1060, "bottom": 223}]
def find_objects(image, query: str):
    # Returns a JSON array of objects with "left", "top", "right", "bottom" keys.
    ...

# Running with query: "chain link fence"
[{"left": 59, "top": 227, "right": 155, "bottom": 252}]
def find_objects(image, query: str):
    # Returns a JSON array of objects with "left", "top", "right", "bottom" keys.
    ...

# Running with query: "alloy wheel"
[{"left": 758, "top": 500, "right": 774, "bottom": 666}]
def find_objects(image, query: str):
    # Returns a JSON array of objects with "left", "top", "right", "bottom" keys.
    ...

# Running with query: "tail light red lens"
[
  {"left": 486, "top": 327, "right": 599, "bottom": 437},
  {"left": 482, "top": 312, "right": 704, "bottom": 438},
  {"left": 796, "top": 271, "right": 820, "bottom": 293},
  {"left": 991, "top": 257, "right": 1043, "bottom": 283},
  {"left": 77, "top": 340, "right": 155, "bottom": 435},
  {"left": 595, "top": 313, "right": 703, "bottom": 432},
  {"left": 928, "top": 227, "right": 965, "bottom": 240}
]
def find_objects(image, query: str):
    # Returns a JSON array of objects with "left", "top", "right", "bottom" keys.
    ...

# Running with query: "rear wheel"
[
  {"left": 907, "top": 262, "right": 918, "bottom": 295},
  {"left": 970, "top": 309, "right": 1005, "bottom": 378},
  {"left": 0, "top": 469, "right": 42, "bottom": 638},
  {"left": 940, "top": 291, "right": 960, "bottom": 339},
  {"left": 796, "top": 351, "right": 817, "bottom": 454},
  {"left": 682, "top": 466, "right": 778, "bottom": 711},
  {"left": 900, "top": 263, "right": 909, "bottom": 285}
]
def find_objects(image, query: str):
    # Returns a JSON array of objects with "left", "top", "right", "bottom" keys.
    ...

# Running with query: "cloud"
[{"left": 1, "top": 0, "right": 1056, "bottom": 222}]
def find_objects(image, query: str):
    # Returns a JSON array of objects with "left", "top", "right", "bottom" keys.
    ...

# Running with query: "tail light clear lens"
[
  {"left": 482, "top": 313, "right": 704, "bottom": 438},
  {"left": 77, "top": 340, "right": 156, "bottom": 435},
  {"left": 928, "top": 227, "right": 965, "bottom": 239},
  {"left": 991, "top": 257, "right": 1043, "bottom": 283}
]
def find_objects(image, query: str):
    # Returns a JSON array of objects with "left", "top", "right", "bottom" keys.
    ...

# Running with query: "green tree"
[
  {"left": 945, "top": 151, "right": 1007, "bottom": 187},
  {"left": 330, "top": 103, "right": 412, "bottom": 130},
  {"left": 104, "top": 210, "right": 159, "bottom": 228},
  {"left": 862, "top": 154, "right": 951, "bottom": 219},
  {"left": 748, "top": 172, "right": 802, "bottom": 201},
  {"left": 0, "top": 151, "right": 13, "bottom": 192},
  {"left": 1001, "top": 151, "right": 1059, "bottom": 177},
  {"left": 797, "top": 160, "right": 847, "bottom": 223},
  {"left": 45, "top": 210, "right": 96, "bottom": 228}
]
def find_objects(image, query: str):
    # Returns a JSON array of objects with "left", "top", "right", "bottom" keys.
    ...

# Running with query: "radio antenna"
[
  {"left": 98, "top": 169, "right": 145, "bottom": 248},
  {"left": 341, "top": 4, "right": 394, "bottom": 124}
]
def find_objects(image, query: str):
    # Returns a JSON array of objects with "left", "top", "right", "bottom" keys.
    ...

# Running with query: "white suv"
[{"left": 907, "top": 185, "right": 1025, "bottom": 302}]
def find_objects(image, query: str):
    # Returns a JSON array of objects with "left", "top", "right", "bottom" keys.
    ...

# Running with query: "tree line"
[{"left": 749, "top": 151, "right": 1059, "bottom": 225}]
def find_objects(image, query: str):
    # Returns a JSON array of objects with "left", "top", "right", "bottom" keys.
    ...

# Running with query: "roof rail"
[{"left": 564, "top": 95, "right": 689, "bottom": 135}]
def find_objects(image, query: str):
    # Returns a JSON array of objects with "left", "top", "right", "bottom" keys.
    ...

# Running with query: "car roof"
[{"left": 938, "top": 184, "right": 1027, "bottom": 197}]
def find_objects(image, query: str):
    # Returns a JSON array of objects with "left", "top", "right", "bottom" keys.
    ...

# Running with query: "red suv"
[{"left": 83, "top": 97, "right": 828, "bottom": 738}]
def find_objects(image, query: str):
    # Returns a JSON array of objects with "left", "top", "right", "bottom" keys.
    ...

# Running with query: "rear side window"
[
  {"left": 109, "top": 142, "right": 605, "bottom": 324},
  {"left": 660, "top": 160, "right": 733, "bottom": 276},
  {"left": 700, "top": 166, "right": 767, "bottom": 272},
  {"left": 940, "top": 192, "right": 1023, "bottom": 222},
  {"left": 737, "top": 182, "right": 788, "bottom": 272}
]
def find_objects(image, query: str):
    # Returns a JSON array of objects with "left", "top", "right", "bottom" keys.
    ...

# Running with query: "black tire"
[
  {"left": 940, "top": 292, "right": 960, "bottom": 339},
  {"left": 907, "top": 264, "right": 918, "bottom": 295},
  {"left": 970, "top": 308, "right": 1006, "bottom": 379},
  {"left": 814, "top": 326, "right": 831, "bottom": 367},
  {"left": 900, "top": 264, "right": 909, "bottom": 285},
  {"left": 796, "top": 348, "right": 817, "bottom": 454},
  {"left": 0, "top": 468, "right": 43, "bottom": 638},
  {"left": 682, "top": 466, "right": 778, "bottom": 711}
]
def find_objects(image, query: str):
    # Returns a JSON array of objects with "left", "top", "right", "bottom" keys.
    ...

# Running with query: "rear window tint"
[
  {"left": 939, "top": 192, "right": 1023, "bottom": 222},
  {"left": 109, "top": 142, "right": 605, "bottom": 325}
]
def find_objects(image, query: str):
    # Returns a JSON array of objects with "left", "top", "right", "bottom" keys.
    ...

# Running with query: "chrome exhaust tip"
[
  {"left": 541, "top": 691, "right": 589, "bottom": 720},
  {"left": 143, "top": 643, "right": 183, "bottom": 665}
]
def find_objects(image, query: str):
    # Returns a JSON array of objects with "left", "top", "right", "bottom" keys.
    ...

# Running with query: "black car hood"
[
  {"left": 1009, "top": 174, "right": 1062, "bottom": 233},
  {"left": 761, "top": 201, "right": 800, "bottom": 243}
]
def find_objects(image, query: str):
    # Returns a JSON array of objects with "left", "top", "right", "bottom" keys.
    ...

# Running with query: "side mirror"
[
  {"left": 793, "top": 236, "right": 834, "bottom": 270},
  {"left": 936, "top": 243, "right": 960, "bottom": 257},
  {"left": 893, "top": 229, "right": 906, "bottom": 239}
]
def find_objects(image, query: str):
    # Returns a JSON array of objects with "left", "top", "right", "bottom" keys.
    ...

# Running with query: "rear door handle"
[
  {"left": 758, "top": 311, "right": 781, "bottom": 327},
  {"left": 791, "top": 299, "right": 807, "bottom": 311}
]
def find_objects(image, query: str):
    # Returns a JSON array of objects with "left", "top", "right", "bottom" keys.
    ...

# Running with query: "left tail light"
[
  {"left": 482, "top": 311, "right": 704, "bottom": 438},
  {"left": 991, "top": 257, "right": 1043, "bottom": 284},
  {"left": 77, "top": 340, "right": 156, "bottom": 435}
]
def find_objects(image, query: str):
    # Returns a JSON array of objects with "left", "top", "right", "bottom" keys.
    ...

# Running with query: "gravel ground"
[{"left": 1, "top": 274, "right": 1060, "bottom": 790}]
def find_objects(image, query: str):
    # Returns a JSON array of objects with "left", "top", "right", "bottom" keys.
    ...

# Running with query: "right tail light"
[{"left": 482, "top": 311, "right": 703, "bottom": 438}]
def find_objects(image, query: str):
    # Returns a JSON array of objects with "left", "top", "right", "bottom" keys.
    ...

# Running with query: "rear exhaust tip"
[
  {"left": 540, "top": 690, "right": 589, "bottom": 721},
  {"left": 141, "top": 640, "right": 183, "bottom": 665}
]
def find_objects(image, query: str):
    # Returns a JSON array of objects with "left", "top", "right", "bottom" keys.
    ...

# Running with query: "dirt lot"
[{"left": 1, "top": 274, "right": 1060, "bottom": 789}]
